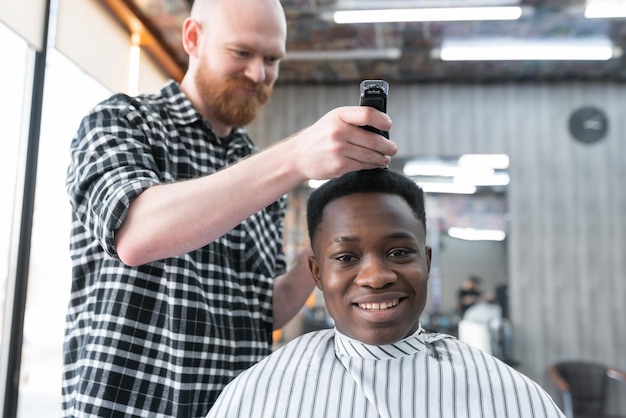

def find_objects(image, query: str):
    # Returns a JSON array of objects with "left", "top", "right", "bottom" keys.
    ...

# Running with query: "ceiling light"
[
  {"left": 285, "top": 47, "right": 402, "bottom": 61},
  {"left": 417, "top": 182, "right": 477, "bottom": 194},
  {"left": 333, "top": 0, "right": 522, "bottom": 7},
  {"left": 333, "top": 6, "right": 523, "bottom": 23},
  {"left": 585, "top": 1, "right": 626, "bottom": 18},
  {"left": 307, "top": 179, "right": 328, "bottom": 189},
  {"left": 436, "top": 37, "right": 619, "bottom": 61},
  {"left": 404, "top": 157, "right": 503, "bottom": 180},
  {"left": 448, "top": 227, "right": 506, "bottom": 241},
  {"left": 454, "top": 172, "right": 510, "bottom": 186},
  {"left": 403, "top": 160, "right": 459, "bottom": 177},
  {"left": 458, "top": 154, "right": 510, "bottom": 169}
]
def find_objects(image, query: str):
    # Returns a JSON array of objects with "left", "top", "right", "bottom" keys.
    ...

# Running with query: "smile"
[{"left": 357, "top": 299, "right": 399, "bottom": 311}]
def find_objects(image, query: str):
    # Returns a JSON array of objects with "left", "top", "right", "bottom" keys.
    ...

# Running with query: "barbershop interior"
[{"left": 1, "top": 0, "right": 625, "bottom": 417}]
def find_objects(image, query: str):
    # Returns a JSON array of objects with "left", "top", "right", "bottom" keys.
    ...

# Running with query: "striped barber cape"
[{"left": 207, "top": 327, "right": 565, "bottom": 418}]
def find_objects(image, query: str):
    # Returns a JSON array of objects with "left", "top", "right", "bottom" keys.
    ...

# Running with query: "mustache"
[
  {"left": 226, "top": 77, "right": 271, "bottom": 102},
  {"left": 230, "top": 77, "right": 262, "bottom": 91}
]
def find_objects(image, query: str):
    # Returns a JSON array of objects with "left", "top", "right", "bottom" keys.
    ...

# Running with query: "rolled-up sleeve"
[{"left": 66, "top": 96, "right": 161, "bottom": 258}]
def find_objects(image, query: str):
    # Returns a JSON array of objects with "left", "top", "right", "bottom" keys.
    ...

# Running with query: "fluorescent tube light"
[
  {"left": 585, "top": 2, "right": 626, "bottom": 18},
  {"left": 405, "top": 163, "right": 494, "bottom": 178},
  {"left": 454, "top": 172, "right": 510, "bottom": 186},
  {"left": 333, "top": 6, "right": 523, "bottom": 24},
  {"left": 333, "top": 0, "right": 522, "bottom": 7},
  {"left": 404, "top": 160, "right": 459, "bottom": 177},
  {"left": 128, "top": 44, "right": 140, "bottom": 96},
  {"left": 458, "top": 154, "right": 510, "bottom": 169},
  {"left": 285, "top": 47, "right": 402, "bottom": 61},
  {"left": 437, "top": 37, "right": 618, "bottom": 61},
  {"left": 417, "top": 182, "right": 477, "bottom": 194},
  {"left": 307, "top": 179, "right": 328, "bottom": 189},
  {"left": 448, "top": 227, "right": 506, "bottom": 241}
]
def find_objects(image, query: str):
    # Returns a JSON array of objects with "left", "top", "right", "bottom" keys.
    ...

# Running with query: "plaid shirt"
[{"left": 63, "top": 80, "right": 287, "bottom": 417}]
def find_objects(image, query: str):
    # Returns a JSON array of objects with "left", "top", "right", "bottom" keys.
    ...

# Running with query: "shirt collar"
[
  {"left": 160, "top": 79, "right": 205, "bottom": 126},
  {"left": 333, "top": 327, "right": 451, "bottom": 360},
  {"left": 160, "top": 80, "right": 250, "bottom": 142}
]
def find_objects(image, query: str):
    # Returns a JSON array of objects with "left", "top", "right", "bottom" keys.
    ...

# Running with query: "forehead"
[
  {"left": 318, "top": 193, "right": 423, "bottom": 238},
  {"left": 209, "top": 0, "right": 286, "bottom": 50}
]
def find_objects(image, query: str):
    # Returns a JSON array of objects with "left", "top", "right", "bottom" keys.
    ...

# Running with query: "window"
[
  {"left": 16, "top": 49, "right": 110, "bottom": 417},
  {"left": 1, "top": 1, "right": 165, "bottom": 414},
  {"left": 0, "top": 21, "right": 32, "bottom": 383}
]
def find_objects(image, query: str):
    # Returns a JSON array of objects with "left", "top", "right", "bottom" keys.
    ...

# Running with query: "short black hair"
[{"left": 306, "top": 168, "right": 426, "bottom": 245}]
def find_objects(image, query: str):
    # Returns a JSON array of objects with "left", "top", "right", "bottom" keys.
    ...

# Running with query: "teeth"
[{"left": 358, "top": 299, "right": 399, "bottom": 311}]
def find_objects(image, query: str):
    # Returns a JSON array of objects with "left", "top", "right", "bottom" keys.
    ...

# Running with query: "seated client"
[{"left": 206, "top": 168, "right": 565, "bottom": 418}]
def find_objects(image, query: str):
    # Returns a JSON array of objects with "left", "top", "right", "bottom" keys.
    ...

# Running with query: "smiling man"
[{"left": 206, "top": 168, "right": 565, "bottom": 418}]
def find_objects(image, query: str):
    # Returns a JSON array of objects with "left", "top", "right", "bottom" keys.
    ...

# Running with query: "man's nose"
[
  {"left": 244, "top": 58, "right": 266, "bottom": 83},
  {"left": 354, "top": 256, "right": 397, "bottom": 289}
]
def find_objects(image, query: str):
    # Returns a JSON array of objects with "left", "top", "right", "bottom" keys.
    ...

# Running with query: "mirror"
[
  {"left": 389, "top": 155, "right": 509, "bottom": 325},
  {"left": 279, "top": 154, "right": 510, "bottom": 346}
]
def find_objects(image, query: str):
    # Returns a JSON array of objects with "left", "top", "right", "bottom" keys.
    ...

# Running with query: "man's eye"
[
  {"left": 235, "top": 50, "right": 250, "bottom": 57},
  {"left": 265, "top": 56, "right": 280, "bottom": 64},
  {"left": 388, "top": 248, "right": 411, "bottom": 258},
  {"left": 335, "top": 254, "right": 357, "bottom": 263}
]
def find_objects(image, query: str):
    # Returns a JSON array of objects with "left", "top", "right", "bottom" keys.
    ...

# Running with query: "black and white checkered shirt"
[{"left": 63, "top": 80, "right": 287, "bottom": 417}]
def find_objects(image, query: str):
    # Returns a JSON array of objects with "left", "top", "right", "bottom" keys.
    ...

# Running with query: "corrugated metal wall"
[{"left": 248, "top": 82, "right": 626, "bottom": 394}]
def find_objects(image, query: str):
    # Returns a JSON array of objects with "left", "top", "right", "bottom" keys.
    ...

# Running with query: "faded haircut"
[{"left": 306, "top": 168, "right": 426, "bottom": 245}]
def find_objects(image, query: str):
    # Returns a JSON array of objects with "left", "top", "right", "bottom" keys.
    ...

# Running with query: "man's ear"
[
  {"left": 181, "top": 18, "right": 202, "bottom": 57},
  {"left": 308, "top": 255, "right": 323, "bottom": 291},
  {"left": 425, "top": 246, "right": 432, "bottom": 273}
]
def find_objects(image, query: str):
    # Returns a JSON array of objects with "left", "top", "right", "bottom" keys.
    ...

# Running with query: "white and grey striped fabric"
[{"left": 207, "top": 327, "right": 565, "bottom": 418}]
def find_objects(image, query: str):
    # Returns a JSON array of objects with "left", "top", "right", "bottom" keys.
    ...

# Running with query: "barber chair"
[{"left": 547, "top": 361, "right": 626, "bottom": 418}]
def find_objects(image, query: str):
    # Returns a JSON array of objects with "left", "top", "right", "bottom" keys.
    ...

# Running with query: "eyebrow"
[
  {"left": 332, "top": 231, "right": 417, "bottom": 243},
  {"left": 333, "top": 236, "right": 358, "bottom": 243},
  {"left": 229, "top": 41, "right": 286, "bottom": 58}
]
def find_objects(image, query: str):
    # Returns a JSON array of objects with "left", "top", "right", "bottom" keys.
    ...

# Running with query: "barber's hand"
[{"left": 291, "top": 106, "right": 397, "bottom": 180}]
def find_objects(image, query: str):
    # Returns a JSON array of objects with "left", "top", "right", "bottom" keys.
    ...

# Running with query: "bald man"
[{"left": 63, "top": 0, "right": 396, "bottom": 416}]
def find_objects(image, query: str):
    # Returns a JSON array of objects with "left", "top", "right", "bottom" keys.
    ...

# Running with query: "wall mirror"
[{"left": 389, "top": 155, "right": 510, "bottom": 334}]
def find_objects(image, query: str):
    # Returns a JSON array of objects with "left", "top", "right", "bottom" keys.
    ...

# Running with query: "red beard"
[{"left": 196, "top": 68, "right": 273, "bottom": 127}]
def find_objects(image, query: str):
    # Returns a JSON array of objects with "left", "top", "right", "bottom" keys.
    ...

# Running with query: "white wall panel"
[
  {"left": 56, "top": 0, "right": 130, "bottom": 93},
  {"left": 0, "top": 0, "right": 47, "bottom": 50},
  {"left": 55, "top": 0, "right": 166, "bottom": 94}
]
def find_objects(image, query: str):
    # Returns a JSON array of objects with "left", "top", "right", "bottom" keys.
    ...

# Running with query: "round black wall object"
[{"left": 568, "top": 106, "right": 608, "bottom": 144}]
